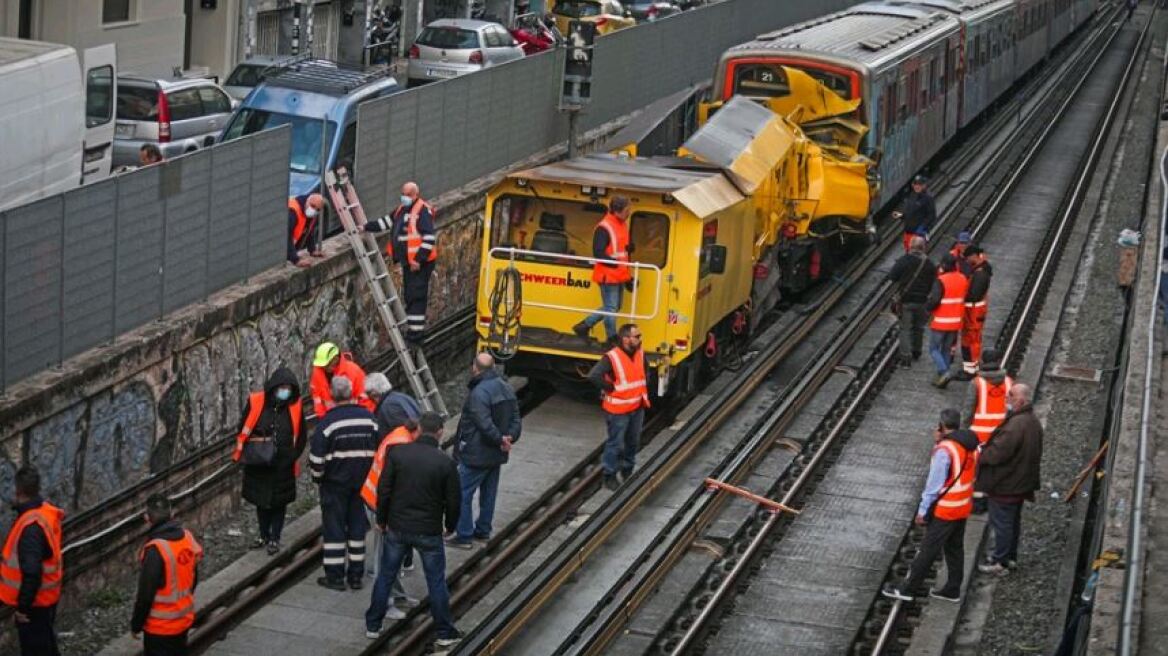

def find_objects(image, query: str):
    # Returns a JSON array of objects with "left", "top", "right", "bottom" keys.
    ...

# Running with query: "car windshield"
[
  {"left": 117, "top": 85, "right": 159, "bottom": 120},
  {"left": 555, "top": 0, "right": 603, "bottom": 16},
  {"left": 221, "top": 109, "right": 337, "bottom": 175},
  {"left": 416, "top": 27, "right": 480, "bottom": 49},
  {"left": 225, "top": 64, "right": 270, "bottom": 87}
]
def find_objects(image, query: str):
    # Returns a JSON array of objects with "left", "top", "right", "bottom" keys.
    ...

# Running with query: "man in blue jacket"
[{"left": 448, "top": 353, "right": 521, "bottom": 549}]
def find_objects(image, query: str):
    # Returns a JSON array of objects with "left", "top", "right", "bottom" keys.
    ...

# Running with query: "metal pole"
[
  {"left": 568, "top": 110, "right": 579, "bottom": 158},
  {"left": 292, "top": 2, "right": 301, "bottom": 55},
  {"left": 305, "top": 0, "right": 315, "bottom": 57}
]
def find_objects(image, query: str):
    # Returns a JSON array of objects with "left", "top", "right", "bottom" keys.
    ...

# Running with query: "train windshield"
[
  {"left": 730, "top": 62, "right": 853, "bottom": 100},
  {"left": 489, "top": 194, "right": 669, "bottom": 268}
]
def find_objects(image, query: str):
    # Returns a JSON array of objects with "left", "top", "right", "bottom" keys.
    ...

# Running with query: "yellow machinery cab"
[
  {"left": 477, "top": 154, "right": 754, "bottom": 392},
  {"left": 549, "top": 0, "right": 636, "bottom": 35}
]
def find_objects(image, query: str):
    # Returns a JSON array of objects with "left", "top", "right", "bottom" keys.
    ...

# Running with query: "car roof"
[
  {"left": 235, "top": 54, "right": 298, "bottom": 67},
  {"left": 425, "top": 18, "right": 501, "bottom": 30},
  {"left": 117, "top": 74, "right": 220, "bottom": 91}
]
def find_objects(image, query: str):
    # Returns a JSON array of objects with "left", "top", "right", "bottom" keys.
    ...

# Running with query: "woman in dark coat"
[{"left": 238, "top": 367, "right": 307, "bottom": 555}]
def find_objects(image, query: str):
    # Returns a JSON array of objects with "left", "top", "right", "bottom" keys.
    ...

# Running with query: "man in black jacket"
[
  {"left": 885, "top": 235, "right": 937, "bottom": 367},
  {"left": 132, "top": 494, "right": 202, "bottom": 655},
  {"left": 449, "top": 353, "right": 521, "bottom": 549},
  {"left": 893, "top": 175, "right": 936, "bottom": 252},
  {"left": 365, "top": 412, "right": 462, "bottom": 648},
  {"left": 976, "top": 383, "right": 1043, "bottom": 575}
]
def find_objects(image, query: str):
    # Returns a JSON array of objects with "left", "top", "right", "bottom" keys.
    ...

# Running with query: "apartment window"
[{"left": 103, "top": 0, "right": 132, "bottom": 24}]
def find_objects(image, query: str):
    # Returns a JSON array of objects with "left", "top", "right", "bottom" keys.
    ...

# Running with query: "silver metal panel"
[
  {"left": 462, "top": 66, "right": 495, "bottom": 182},
  {"left": 114, "top": 166, "right": 164, "bottom": 334},
  {"left": 246, "top": 128, "right": 292, "bottom": 275},
  {"left": 385, "top": 91, "right": 419, "bottom": 205},
  {"left": 2, "top": 197, "right": 63, "bottom": 384},
  {"left": 62, "top": 180, "right": 118, "bottom": 355},
  {"left": 439, "top": 74, "right": 473, "bottom": 194},
  {"left": 162, "top": 152, "right": 213, "bottom": 314},
  {"left": 355, "top": 99, "right": 392, "bottom": 211},
  {"left": 414, "top": 86, "right": 447, "bottom": 195},
  {"left": 208, "top": 136, "right": 256, "bottom": 291}
]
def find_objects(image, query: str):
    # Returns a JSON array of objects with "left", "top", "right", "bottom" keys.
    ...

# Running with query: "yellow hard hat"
[{"left": 313, "top": 342, "right": 340, "bottom": 367}]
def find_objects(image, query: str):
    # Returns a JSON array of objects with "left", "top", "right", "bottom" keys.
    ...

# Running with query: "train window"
[
  {"left": 732, "top": 64, "right": 790, "bottom": 98},
  {"left": 699, "top": 219, "right": 718, "bottom": 278},
  {"left": 489, "top": 194, "right": 608, "bottom": 266},
  {"left": 630, "top": 212, "right": 669, "bottom": 268},
  {"left": 897, "top": 76, "right": 907, "bottom": 122}
]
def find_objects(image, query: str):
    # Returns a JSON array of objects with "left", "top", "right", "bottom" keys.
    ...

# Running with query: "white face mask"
[
  {"left": 400, "top": 194, "right": 413, "bottom": 207},
  {"left": 305, "top": 207, "right": 319, "bottom": 218},
  {"left": 1006, "top": 403, "right": 1014, "bottom": 413}
]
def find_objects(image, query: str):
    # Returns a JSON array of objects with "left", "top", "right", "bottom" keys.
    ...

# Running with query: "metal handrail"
[{"left": 484, "top": 246, "right": 663, "bottom": 321}]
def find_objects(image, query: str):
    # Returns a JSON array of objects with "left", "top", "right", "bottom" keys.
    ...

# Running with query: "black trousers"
[
  {"left": 903, "top": 517, "right": 966, "bottom": 595},
  {"left": 320, "top": 483, "right": 368, "bottom": 583},
  {"left": 144, "top": 630, "right": 189, "bottom": 656},
  {"left": 403, "top": 260, "right": 435, "bottom": 338},
  {"left": 16, "top": 604, "right": 59, "bottom": 656},
  {"left": 256, "top": 504, "right": 288, "bottom": 542}
]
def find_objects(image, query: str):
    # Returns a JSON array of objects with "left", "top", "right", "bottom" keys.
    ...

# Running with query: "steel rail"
[{"left": 871, "top": 6, "right": 1149, "bottom": 653}]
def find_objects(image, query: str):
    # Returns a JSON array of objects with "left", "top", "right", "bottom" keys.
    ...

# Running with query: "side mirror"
[{"left": 707, "top": 245, "right": 727, "bottom": 274}]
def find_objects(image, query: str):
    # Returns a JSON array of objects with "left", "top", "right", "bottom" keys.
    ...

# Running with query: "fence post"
[
  {"left": 110, "top": 176, "right": 120, "bottom": 341},
  {"left": 205, "top": 149, "right": 215, "bottom": 301},
  {"left": 1, "top": 210, "right": 6, "bottom": 394},
  {"left": 57, "top": 203, "right": 66, "bottom": 368},
  {"left": 244, "top": 140, "right": 254, "bottom": 283}
]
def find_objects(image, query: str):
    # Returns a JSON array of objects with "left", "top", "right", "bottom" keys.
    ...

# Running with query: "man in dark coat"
[
  {"left": 893, "top": 175, "right": 936, "bottom": 252},
  {"left": 131, "top": 494, "right": 202, "bottom": 655},
  {"left": 885, "top": 235, "right": 937, "bottom": 367},
  {"left": 448, "top": 353, "right": 521, "bottom": 549},
  {"left": 238, "top": 367, "right": 307, "bottom": 555},
  {"left": 976, "top": 382, "right": 1043, "bottom": 575}
]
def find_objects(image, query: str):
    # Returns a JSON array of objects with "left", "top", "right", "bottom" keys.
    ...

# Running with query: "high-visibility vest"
[
  {"left": 140, "top": 529, "right": 203, "bottom": 636},
  {"left": 386, "top": 199, "right": 438, "bottom": 264},
  {"left": 0, "top": 503, "right": 64, "bottom": 608},
  {"left": 289, "top": 197, "right": 308, "bottom": 244},
  {"left": 310, "top": 354, "right": 374, "bottom": 417},
  {"left": 601, "top": 347, "right": 650, "bottom": 414},
  {"left": 591, "top": 213, "right": 632, "bottom": 285},
  {"left": 930, "top": 271, "right": 968, "bottom": 331},
  {"left": 971, "top": 375, "right": 1013, "bottom": 444},
  {"left": 933, "top": 439, "right": 976, "bottom": 520},
  {"left": 232, "top": 391, "right": 304, "bottom": 476},
  {"left": 361, "top": 426, "right": 415, "bottom": 511},
  {"left": 964, "top": 264, "right": 990, "bottom": 316}
]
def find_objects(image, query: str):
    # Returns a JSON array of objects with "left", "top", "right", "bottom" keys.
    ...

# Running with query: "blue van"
[{"left": 219, "top": 60, "right": 401, "bottom": 201}]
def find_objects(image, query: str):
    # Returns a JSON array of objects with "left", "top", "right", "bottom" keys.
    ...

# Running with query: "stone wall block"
[
  {"left": 78, "top": 382, "right": 155, "bottom": 508},
  {"left": 27, "top": 403, "right": 85, "bottom": 510}
]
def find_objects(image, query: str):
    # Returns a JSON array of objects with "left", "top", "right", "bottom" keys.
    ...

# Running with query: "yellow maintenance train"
[{"left": 476, "top": 70, "right": 876, "bottom": 396}]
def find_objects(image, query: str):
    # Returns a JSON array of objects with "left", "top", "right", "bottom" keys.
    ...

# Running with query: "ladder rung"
[{"left": 413, "top": 364, "right": 430, "bottom": 375}]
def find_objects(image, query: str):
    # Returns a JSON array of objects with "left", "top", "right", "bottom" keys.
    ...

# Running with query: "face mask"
[
  {"left": 1006, "top": 403, "right": 1014, "bottom": 413},
  {"left": 400, "top": 195, "right": 413, "bottom": 207},
  {"left": 275, "top": 388, "right": 292, "bottom": 401},
  {"left": 305, "top": 207, "right": 319, "bottom": 218}
]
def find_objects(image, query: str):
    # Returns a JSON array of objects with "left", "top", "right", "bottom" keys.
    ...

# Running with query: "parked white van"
[{"left": 0, "top": 38, "right": 117, "bottom": 212}]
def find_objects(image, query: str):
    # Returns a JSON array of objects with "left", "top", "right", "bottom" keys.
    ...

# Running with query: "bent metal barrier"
[{"left": 0, "top": 127, "right": 291, "bottom": 391}]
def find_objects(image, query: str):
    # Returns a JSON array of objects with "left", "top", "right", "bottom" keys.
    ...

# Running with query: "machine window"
[
  {"left": 630, "top": 212, "right": 669, "bottom": 268},
  {"left": 699, "top": 219, "right": 718, "bottom": 278}
]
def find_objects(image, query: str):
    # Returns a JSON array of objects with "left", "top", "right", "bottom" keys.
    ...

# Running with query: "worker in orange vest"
[
  {"left": 882, "top": 408, "right": 979, "bottom": 602},
  {"left": 364, "top": 181, "right": 438, "bottom": 346},
  {"left": 956, "top": 245, "right": 993, "bottom": 380},
  {"left": 963, "top": 348, "right": 1012, "bottom": 514},
  {"left": 287, "top": 193, "right": 325, "bottom": 268},
  {"left": 588, "top": 323, "right": 652, "bottom": 490},
  {"left": 574, "top": 195, "right": 635, "bottom": 345},
  {"left": 0, "top": 466, "right": 64, "bottom": 656},
  {"left": 927, "top": 254, "right": 969, "bottom": 388},
  {"left": 232, "top": 368, "right": 306, "bottom": 555},
  {"left": 131, "top": 493, "right": 203, "bottom": 655},
  {"left": 363, "top": 418, "right": 420, "bottom": 620},
  {"left": 310, "top": 342, "right": 374, "bottom": 417}
]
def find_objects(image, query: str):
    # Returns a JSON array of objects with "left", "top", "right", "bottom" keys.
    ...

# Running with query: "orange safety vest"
[
  {"left": 970, "top": 375, "right": 1013, "bottom": 444},
  {"left": 140, "top": 529, "right": 203, "bottom": 636},
  {"left": 601, "top": 347, "right": 650, "bottom": 415},
  {"left": 386, "top": 199, "right": 438, "bottom": 264},
  {"left": 232, "top": 391, "right": 304, "bottom": 475},
  {"left": 932, "top": 439, "right": 977, "bottom": 521},
  {"left": 0, "top": 503, "right": 64, "bottom": 608},
  {"left": 930, "top": 271, "right": 969, "bottom": 331},
  {"left": 361, "top": 426, "right": 416, "bottom": 511},
  {"left": 310, "top": 354, "right": 374, "bottom": 417},
  {"left": 591, "top": 213, "right": 632, "bottom": 284},
  {"left": 289, "top": 197, "right": 308, "bottom": 244}
]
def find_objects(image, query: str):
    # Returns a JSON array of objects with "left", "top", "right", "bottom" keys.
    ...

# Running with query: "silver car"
[
  {"left": 406, "top": 19, "right": 525, "bottom": 87},
  {"left": 112, "top": 75, "right": 235, "bottom": 167}
]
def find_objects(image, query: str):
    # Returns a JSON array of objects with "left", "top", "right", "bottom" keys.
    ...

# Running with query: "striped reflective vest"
[
  {"left": 0, "top": 502, "right": 64, "bottom": 608},
  {"left": 310, "top": 354, "right": 375, "bottom": 417},
  {"left": 933, "top": 440, "right": 976, "bottom": 521},
  {"left": 971, "top": 375, "right": 1013, "bottom": 444},
  {"left": 930, "top": 271, "right": 968, "bottom": 331},
  {"left": 289, "top": 197, "right": 308, "bottom": 244},
  {"left": 361, "top": 426, "right": 415, "bottom": 511},
  {"left": 591, "top": 213, "right": 632, "bottom": 284},
  {"left": 386, "top": 199, "right": 438, "bottom": 264},
  {"left": 232, "top": 391, "right": 304, "bottom": 475},
  {"left": 140, "top": 529, "right": 203, "bottom": 636},
  {"left": 601, "top": 347, "right": 650, "bottom": 414}
]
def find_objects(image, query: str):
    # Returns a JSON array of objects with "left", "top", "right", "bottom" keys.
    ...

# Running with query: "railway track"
[{"left": 441, "top": 5, "right": 1134, "bottom": 655}]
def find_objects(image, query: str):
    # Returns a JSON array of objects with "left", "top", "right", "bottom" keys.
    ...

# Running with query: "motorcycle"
[{"left": 509, "top": 12, "right": 563, "bottom": 55}]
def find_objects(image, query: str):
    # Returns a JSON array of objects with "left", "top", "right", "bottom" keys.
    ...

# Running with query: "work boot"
[
  {"left": 603, "top": 474, "right": 619, "bottom": 491},
  {"left": 572, "top": 321, "right": 591, "bottom": 339},
  {"left": 898, "top": 355, "right": 913, "bottom": 369},
  {"left": 932, "top": 373, "right": 952, "bottom": 389},
  {"left": 317, "top": 576, "right": 347, "bottom": 591},
  {"left": 952, "top": 370, "right": 974, "bottom": 382}
]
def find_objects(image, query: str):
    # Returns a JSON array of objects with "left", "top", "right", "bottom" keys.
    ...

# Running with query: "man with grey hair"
[
  {"left": 365, "top": 373, "right": 421, "bottom": 438},
  {"left": 885, "top": 235, "right": 937, "bottom": 367},
  {"left": 975, "top": 382, "right": 1043, "bottom": 575},
  {"left": 448, "top": 352, "right": 521, "bottom": 549},
  {"left": 310, "top": 375, "right": 380, "bottom": 591}
]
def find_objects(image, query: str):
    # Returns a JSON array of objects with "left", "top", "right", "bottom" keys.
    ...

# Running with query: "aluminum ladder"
[{"left": 323, "top": 170, "right": 448, "bottom": 418}]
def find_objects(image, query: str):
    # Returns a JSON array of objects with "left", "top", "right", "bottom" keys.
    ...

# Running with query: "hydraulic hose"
[{"left": 488, "top": 265, "right": 523, "bottom": 360}]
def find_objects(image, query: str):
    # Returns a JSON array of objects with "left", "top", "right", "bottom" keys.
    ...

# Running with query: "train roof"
[
  {"left": 509, "top": 154, "right": 746, "bottom": 217},
  {"left": 725, "top": 2, "right": 958, "bottom": 67},
  {"left": 883, "top": 0, "right": 1015, "bottom": 20}
]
